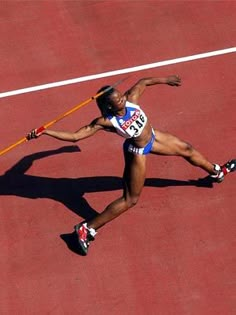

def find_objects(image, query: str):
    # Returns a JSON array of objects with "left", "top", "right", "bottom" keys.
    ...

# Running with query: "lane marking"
[{"left": 0, "top": 47, "right": 235, "bottom": 99}]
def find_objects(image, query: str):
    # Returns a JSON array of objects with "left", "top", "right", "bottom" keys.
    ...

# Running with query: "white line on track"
[{"left": 0, "top": 47, "right": 235, "bottom": 99}]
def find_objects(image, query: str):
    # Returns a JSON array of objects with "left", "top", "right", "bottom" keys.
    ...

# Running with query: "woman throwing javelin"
[{"left": 27, "top": 75, "right": 235, "bottom": 255}]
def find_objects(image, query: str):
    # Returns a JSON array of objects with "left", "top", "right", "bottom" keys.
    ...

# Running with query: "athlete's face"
[{"left": 109, "top": 90, "right": 126, "bottom": 113}]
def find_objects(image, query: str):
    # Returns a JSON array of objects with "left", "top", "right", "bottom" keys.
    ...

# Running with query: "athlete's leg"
[
  {"left": 87, "top": 152, "right": 147, "bottom": 230},
  {"left": 151, "top": 129, "right": 217, "bottom": 175}
]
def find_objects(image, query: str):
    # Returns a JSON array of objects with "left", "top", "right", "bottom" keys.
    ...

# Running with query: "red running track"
[{"left": 0, "top": 1, "right": 235, "bottom": 314}]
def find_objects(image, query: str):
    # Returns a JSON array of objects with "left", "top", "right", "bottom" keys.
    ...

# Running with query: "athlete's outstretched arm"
[
  {"left": 126, "top": 75, "right": 181, "bottom": 103},
  {"left": 27, "top": 117, "right": 112, "bottom": 142}
]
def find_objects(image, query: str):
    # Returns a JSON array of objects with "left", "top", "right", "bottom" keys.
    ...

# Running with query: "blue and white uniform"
[{"left": 107, "top": 101, "right": 155, "bottom": 155}]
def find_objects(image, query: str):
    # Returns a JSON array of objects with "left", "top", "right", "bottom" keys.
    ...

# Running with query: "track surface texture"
[{"left": 0, "top": 1, "right": 235, "bottom": 315}]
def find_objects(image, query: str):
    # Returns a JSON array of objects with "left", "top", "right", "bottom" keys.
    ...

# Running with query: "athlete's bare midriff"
[{"left": 127, "top": 120, "right": 153, "bottom": 148}]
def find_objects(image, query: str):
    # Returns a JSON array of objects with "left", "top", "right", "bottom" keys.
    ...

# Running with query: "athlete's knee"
[
  {"left": 180, "top": 142, "right": 194, "bottom": 157},
  {"left": 126, "top": 194, "right": 140, "bottom": 208}
]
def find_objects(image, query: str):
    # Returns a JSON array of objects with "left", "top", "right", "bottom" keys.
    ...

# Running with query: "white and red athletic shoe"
[
  {"left": 211, "top": 159, "right": 236, "bottom": 183},
  {"left": 74, "top": 222, "right": 96, "bottom": 255}
]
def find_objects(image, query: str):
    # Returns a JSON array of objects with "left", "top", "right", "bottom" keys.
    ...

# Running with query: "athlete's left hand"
[{"left": 166, "top": 75, "right": 181, "bottom": 86}]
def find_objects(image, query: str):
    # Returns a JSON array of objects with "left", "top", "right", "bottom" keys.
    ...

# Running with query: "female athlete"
[{"left": 27, "top": 75, "right": 235, "bottom": 255}]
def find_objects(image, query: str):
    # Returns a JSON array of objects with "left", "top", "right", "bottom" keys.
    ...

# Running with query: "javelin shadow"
[{"left": 0, "top": 146, "right": 214, "bottom": 255}]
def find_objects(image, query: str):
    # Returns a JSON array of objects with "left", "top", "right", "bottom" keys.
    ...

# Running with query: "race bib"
[{"left": 120, "top": 109, "right": 147, "bottom": 137}]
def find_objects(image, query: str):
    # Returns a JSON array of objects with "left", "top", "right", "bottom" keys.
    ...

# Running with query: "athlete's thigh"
[
  {"left": 123, "top": 151, "right": 146, "bottom": 197},
  {"left": 151, "top": 129, "right": 188, "bottom": 155}
]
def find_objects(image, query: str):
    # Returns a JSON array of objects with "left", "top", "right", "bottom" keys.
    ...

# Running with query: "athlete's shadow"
[{"left": 0, "top": 146, "right": 214, "bottom": 255}]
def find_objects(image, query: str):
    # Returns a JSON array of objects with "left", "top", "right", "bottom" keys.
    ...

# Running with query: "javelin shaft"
[
  {"left": 0, "top": 77, "right": 127, "bottom": 157},
  {"left": 44, "top": 85, "right": 111, "bottom": 128}
]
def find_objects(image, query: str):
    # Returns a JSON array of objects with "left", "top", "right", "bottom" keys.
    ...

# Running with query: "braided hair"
[{"left": 96, "top": 86, "right": 115, "bottom": 117}]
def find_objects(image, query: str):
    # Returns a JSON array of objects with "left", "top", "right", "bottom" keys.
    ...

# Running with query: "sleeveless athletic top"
[{"left": 107, "top": 101, "right": 148, "bottom": 138}]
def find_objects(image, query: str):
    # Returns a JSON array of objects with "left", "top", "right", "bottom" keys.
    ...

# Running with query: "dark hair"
[{"left": 96, "top": 85, "right": 115, "bottom": 117}]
